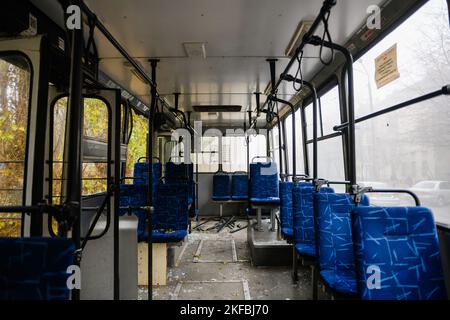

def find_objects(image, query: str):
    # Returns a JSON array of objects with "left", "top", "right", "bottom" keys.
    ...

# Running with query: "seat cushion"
[
  {"left": 250, "top": 197, "right": 280, "bottom": 205},
  {"left": 152, "top": 230, "right": 187, "bottom": 243},
  {"left": 352, "top": 206, "right": 447, "bottom": 300},
  {"left": 212, "top": 196, "right": 231, "bottom": 201},
  {"left": 231, "top": 196, "right": 248, "bottom": 200},
  {"left": 281, "top": 227, "right": 293, "bottom": 239},
  {"left": 320, "top": 270, "right": 357, "bottom": 295}
]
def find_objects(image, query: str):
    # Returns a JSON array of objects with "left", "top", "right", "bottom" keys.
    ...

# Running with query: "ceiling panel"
[{"left": 33, "top": 0, "right": 387, "bottom": 126}]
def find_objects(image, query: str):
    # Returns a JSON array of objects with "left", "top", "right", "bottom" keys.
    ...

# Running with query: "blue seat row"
[
  {"left": 249, "top": 162, "right": 280, "bottom": 205},
  {"left": 212, "top": 172, "right": 248, "bottom": 201},
  {"left": 0, "top": 237, "right": 75, "bottom": 300},
  {"left": 290, "top": 184, "right": 447, "bottom": 300},
  {"left": 119, "top": 161, "right": 193, "bottom": 243}
]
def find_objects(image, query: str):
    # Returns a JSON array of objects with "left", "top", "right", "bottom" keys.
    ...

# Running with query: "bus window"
[
  {"left": 353, "top": 0, "right": 450, "bottom": 224},
  {"left": 0, "top": 54, "right": 31, "bottom": 237},
  {"left": 249, "top": 134, "right": 267, "bottom": 164},
  {"left": 319, "top": 86, "right": 341, "bottom": 137},
  {"left": 197, "top": 137, "right": 219, "bottom": 173},
  {"left": 304, "top": 85, "right": 344, "bottom": 191},
  {"left": 125, "top": 111, "right": 148, "bottom": 178},
  {"left": 52, "top": 97, "right": 110, "bottom": 199},
  {"left": 307, "top": 138, "right": 346, "bottom": 193},
  {"left": 284, "top": 111, "right": 305, "bottom": 176},
  {"left": 269, "top": 129, "right": 282, "bottom": 171},
  {"left": 222, "top": 136, "right": 247, "bottom": 172}
]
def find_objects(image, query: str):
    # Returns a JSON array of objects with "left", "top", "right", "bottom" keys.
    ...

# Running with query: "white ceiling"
[{"left": 34, "top": 0, "right": 386, "bottom": 126}]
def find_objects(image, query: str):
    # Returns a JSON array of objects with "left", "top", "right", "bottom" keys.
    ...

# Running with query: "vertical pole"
[
  {"left": 254, "top": 92, "right": 261, "bottom": 117},
  {"left": 246, "top": 111, "right": 252, "bottom": 215},
  {"left": 147, "top": 59, "right": 159, "bottom": 300},
  {"left": 300, "top": 107, "right": 310, "bottom": 177},
  {"left": 277, "top": 116, "right": 284, "bottom": 179},
  {"left": 267, "top": 59, "right": 278, "bottom": 95},
  {"left": 174, "top": 92, "right": 180, "bottom": 111},
  {"left": 113, "top": 90, "right": 122, "bottom": 300},
  {"left": 281, "top": 119, "right": 289, "bottom": 176},
  {"left": 64, "top": 2, "right": 84, "bottom": 300}
]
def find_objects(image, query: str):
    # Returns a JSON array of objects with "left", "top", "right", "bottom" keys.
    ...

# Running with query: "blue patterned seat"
[
  {"left": 279, "top": 182, "right": 294, "bottom": 238},
  {"left": 153, "top": 183, "right": 189, "bottom": 243},
  {"left": 165, "top": 162, "right": 196, "bottom": 216},
  {"left": 315, "top": 193, "right": 369, "bottom": 295},
  {"left": 231, "top": 173, "right": 248, "bottom": 200},
  {"left": 119, "top": 184, "right": 148, "bottom": 241},
  {"left": 292, "top": 184, "right": 335, "bottom": 257},
  {"left": 133, "top": 162, "right": 162, "bottom": 203},
  {"left": 212, "top": 173, "right": 232, "bottom": 201},
  {"left": 249, "top": 162, "right": 280, "bottom": 205},
  {"left": 0, "top": 237, "right": 75, "bottom": 300},
  {"left": 352, "top": 206, "right": 447, "bottom": 300}
]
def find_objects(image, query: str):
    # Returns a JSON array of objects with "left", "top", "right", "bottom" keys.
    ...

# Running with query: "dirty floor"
[{"left": 138, "top": 218, "right": 329, "bottom": 300}]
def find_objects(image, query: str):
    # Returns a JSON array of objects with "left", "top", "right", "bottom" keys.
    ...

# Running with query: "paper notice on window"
[{"left": 375, "top": 44, "right": 400, "bottom": 89}]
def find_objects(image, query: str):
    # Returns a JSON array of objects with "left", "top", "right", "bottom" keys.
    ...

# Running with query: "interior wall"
[{"left": 197, "top": 173, "right": 247, "bottom": 217}]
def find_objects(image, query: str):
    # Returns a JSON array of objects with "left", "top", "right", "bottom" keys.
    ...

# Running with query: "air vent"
[
  {"left": 285, "top": 20, "right": 313, "bottom": 58},
  {"left": 193, "top": 105, "right": 242, "bottom": 112},
  {"left": 183, "top": 42, "right": 207, "bottom": 59}
]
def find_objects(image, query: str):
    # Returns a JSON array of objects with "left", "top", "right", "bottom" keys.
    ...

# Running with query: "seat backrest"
[
  {"left": 119, "top": 184, "right": 148, "bottom": 210},
  {"left": 231, "top": 173, "right": 248, "bottom": 198},
  {"left": 153, "top": 183, "right": 189, "bottom": 232},
  {"left": 0, "top": 237, "right": 75, "bottom": 300},
  {"left": 213, "top": 173, "right": 232, "bottom": 199},
  {"left": 249, "top": 162, "right": 279, "bottom": 200},
  {"left": 280, "top": 182, "right": 294, "bottom": 231},
  {"left": 293, "top": 183, "right": 335, "bottom": 247},
  {"left": 165, "top": 162, "right": 189, "bottom": 181},
  {"left": 165, "top": 162, "right": 195, "bottom": 200},
  {"left": 352, "top": 206, "right": 447, "bottom": 300},
  {"left": 315, "top": 193, "right": 369, "bottom": 274}
]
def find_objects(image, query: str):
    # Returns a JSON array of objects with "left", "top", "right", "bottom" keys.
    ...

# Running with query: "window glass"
[
  {"left": 249, "top": 134, "right": 268, "bottom": 165},
  {"left": 222, "top": 136, "right": 247, "bottom": 172},
  {"left": 126, "top": 111, "right": 148, "bottom": 179},
  {"left": 294, "top": 109, "right": 305, "bottom": 175},
  {"left": 308, "top": 138, "right": 346, "bottom": 193},
  {"left": 285, "top": 114, "right": 293, "bottom": 175},
  {"left": 52, "top": 97, "right": 110, "bottom": 200},
  {"left": 0, "top": 54, "right": 31, "bottom": 237},
  {"left": 319, "top": 86, "right": 341, "bottom": 136},
  {"left": 196, "top": 137, "right": 219, "bottom": 173},
  {"left": 353, "top": 0, "right": 450, "bottom": 225}
]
